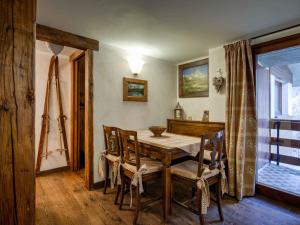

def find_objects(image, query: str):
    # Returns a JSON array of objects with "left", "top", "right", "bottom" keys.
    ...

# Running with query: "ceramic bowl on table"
[{"left": 149, "top": 126, "right": 167, "bottom": 137}]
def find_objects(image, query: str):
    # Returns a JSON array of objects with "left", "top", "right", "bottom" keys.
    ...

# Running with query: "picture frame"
[
  {"left": 178, "top": 58, "right": 209, "bottom": 98},
  {"left": 123, "top": 77, "right": 148, "bottom": 102}
]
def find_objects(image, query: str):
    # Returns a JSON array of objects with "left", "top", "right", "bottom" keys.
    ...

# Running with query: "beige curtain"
[{"left": 224, "top": 40, "right": 257, "bottom": 200}]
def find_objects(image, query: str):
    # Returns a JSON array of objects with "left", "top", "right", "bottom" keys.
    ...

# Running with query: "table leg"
[{"left": 162, "top": 153, "right": 171, "bottom": 221}]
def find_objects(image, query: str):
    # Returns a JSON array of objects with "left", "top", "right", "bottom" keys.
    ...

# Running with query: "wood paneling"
[
  {"left": 167, "top": 119, "right": 225, "bottom": 137},
  {"left": 0, "top": 0, "right": 36, "bottom": 224},
  {"left": 36, "top": 24, "right": 99, "bottom": 51}
]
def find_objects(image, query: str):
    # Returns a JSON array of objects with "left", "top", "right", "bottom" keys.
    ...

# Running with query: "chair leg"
[
  {"left": 143, "top": 181, "right": 148, "bottom": 195},
  {"left": 133, "top": 186, "right": 141, "bottom": 225},
  {"left": 169, "top": 180, "right": 173, "bottom": 215},
  {"left": 119, "top": 175, "right": 125, "bottom": 210},
  {"left": 217, "top": 179, "right": 224, "bottom": 221},
  {"left": 197, "top": 188, "right": 205, "bottom": 225},
  {"left": 103, "top": 159, "right": 109, "bottom": 194},
  {"left": 192, "top": 187, "right": 196, "bottom": 198},
  {"left": 114, "top": 185, "right": 121, "bottom": 205}
]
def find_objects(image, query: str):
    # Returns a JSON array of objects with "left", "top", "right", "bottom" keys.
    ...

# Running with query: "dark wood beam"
[
  {"left": 36, "top": 24, "right": 99, "bottom": 51},
  {"left": 0, "top": 0, "right": 36, "bottom": 224}
]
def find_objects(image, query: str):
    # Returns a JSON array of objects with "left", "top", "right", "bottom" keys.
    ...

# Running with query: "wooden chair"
[
  {"left": 103, "top": 125, "right": 121, "bottom": 205},
  {"left": 118, "top": 129, "right": 162, "bottom": 225},
  {"left": 170, "top": 130, "right": 225, "bottom": 225}
]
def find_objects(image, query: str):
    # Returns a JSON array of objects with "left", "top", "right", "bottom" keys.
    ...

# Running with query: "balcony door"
[
  {"left": 253, "top": 34, "right": 300, "bottom": 206},
  {"left": 256, "top": 64, "right": 270, "bottom": 171}
]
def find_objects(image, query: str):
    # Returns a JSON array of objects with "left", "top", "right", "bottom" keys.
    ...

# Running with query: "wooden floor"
[{"left": 36, "top": 171, "right": 300, "bottom": 225}]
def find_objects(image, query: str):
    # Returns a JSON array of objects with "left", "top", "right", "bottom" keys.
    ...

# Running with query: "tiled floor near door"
[{"left": 258, "top": 163, "right": 300, "bottom": 196}]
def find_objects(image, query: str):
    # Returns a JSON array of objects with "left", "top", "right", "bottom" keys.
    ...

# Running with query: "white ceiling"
[{"left": 37, "top": 0, "right": 300, "bottom": 63}]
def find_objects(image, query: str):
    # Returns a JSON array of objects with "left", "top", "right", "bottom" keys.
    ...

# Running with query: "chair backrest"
[
  {"left": 103, "top": 125, "right": 120, "bottom": 156},
  {"left": 118, "top": 129, "right": 141, "bottom": 170},
  {"left": 197, "top": 129, "right": 225, "bottom": 177}
]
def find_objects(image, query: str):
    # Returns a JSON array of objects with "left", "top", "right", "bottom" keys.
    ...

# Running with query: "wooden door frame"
[
  {"left": 252, "top": 32, "right": 300, "bottom": 206},
  {"left": 70, "top": 50, "right": 85, "bottom": 172},
  {"left": 36, "top": 24, "right": 98, "bottom": 190}
]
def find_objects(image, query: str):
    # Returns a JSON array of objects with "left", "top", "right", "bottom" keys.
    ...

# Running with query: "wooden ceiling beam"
[{"left": 36, "top": 24, "right": 99, "bottom": 51}]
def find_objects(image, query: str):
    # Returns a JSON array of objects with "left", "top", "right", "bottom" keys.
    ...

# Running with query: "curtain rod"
[{"left": 250, "top": 23, "right": 300, "bottom": 40}]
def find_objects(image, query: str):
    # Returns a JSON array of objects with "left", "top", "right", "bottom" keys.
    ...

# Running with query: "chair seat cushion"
[
  {"left": 122, "top": 157, "right": 163, "bottom": 174},
  {"left": 104, "top": 153, "right": 120, "bottom": 162},
  {"left": 171, "top": 160, "right": 219, "bottom": 180}
]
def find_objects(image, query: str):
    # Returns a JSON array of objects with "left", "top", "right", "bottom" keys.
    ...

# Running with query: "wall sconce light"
[{"left": 127, "top": 56, "right": 145, "bottom": 76}]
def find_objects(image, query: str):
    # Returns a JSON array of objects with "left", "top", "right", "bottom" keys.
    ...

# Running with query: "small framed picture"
[
  {"left": 178, "top": 58, "right": 209, "bottom": 98},
  {"left": 123, "top": 77, "right": 148, "bottom": 102}
]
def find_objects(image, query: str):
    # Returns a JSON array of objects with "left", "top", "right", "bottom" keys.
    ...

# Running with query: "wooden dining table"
[{"left": 136, "top": 130, "right": 202, "bottom": 220}]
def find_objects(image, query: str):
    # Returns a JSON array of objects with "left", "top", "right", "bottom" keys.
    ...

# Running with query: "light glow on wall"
[{"left": 127, "top": 56, "right": 145, "bottom": 75}]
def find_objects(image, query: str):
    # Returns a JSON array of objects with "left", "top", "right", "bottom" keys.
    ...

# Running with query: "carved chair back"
[
  {"left": 197, "top": 129, "right": 224, "bottom": 178},
  {"left": 118, "top": 129, "right": 141, "bottom": 170},
  {"left": 103, "top": 125, "right": 120, "bottom": 156}
]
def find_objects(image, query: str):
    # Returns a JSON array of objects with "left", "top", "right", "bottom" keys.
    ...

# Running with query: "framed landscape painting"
[
  {"left": 178, "top": 58, "right": 209, "bottom": 97},
  {"left": 123, "top": 77, "right": 148, "bottom": 102}
]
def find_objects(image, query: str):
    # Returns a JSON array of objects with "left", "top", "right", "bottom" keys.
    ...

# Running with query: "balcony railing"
[{"left": 270, "top": 119, "right": 300, "bottom": 166}]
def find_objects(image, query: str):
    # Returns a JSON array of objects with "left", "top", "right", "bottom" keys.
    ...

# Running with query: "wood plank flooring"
[{"left": 36, "top": 171, "right": 300, "bottom": 225}]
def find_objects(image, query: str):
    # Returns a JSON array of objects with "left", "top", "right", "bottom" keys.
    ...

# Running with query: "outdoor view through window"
[{"left": 256, "top": 45, "right": 300, "bottom": 197}]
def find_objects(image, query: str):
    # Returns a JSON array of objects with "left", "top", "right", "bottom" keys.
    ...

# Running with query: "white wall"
[
  {"left": 93, "top": 45, "right": 177, "bottom": 182},
  {"left": 177, "top": 46, "right": 226, "bottom": 122},
  {"left": 35, "top": 51, "right": 71, "bottom": 171}
]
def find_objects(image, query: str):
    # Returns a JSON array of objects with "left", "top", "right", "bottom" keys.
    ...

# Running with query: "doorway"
[
  {"left": 36, "top": 24, "right": 98, "bottom": 190},
  {"left": 70, "top": 51, "right": 86, "bottom": 172},
  {"left": 253, "top": 34, "right": 300, "bottom": 205}
]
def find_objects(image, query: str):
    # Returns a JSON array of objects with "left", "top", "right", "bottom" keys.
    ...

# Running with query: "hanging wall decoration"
[
  {"left": 123, "top": 77, "right": 148, "bottom": 102},
  {"left": 202, "top": 110, "right": 209, "bottom": 122},
  {"left": 178, "top": 58, "right": 209, "bottom": 98},
  {"left": 213, "top": 68, "right": 225, "bottom": 93}
]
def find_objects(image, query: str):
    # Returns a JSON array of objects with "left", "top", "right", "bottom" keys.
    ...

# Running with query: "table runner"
[{"left": 137, "top": 130, "right": 201, "bottom": 157}]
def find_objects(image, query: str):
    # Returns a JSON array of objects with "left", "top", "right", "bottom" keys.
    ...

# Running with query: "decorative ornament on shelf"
[
  {"left": 202, "top": 110, "right": 209, "bottom": 122},
  {"left": 213, "top": 69, "right": 225, "bottom": 93},
  {"left": 174, "top": 102, "right": 184, "bottom": 120}
]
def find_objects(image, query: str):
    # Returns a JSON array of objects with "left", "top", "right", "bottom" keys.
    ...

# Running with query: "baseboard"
[
  {"left": 256, "top": 183, "right": 300, "bottom": 206},
  {"left": 36, "top": 166, "right": 70, "bottom": 177},
  {"left": 93, "top": 180, "right": 107, "bottom": 189}
]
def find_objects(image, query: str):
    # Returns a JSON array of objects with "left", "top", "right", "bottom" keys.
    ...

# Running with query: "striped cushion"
[
  {"left": 104, "top": 153, "right": 119, "bottom": 162},
  {"left": 122, "top": 157, "right": 163, "bottom": 174},
  {"left": 171, "top": 160, "right": 219, "bottom": 180}
]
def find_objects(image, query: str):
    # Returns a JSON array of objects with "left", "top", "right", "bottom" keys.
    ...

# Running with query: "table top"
[{"left": 137, "top": 130, "right": 201, "bottom": 157}]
